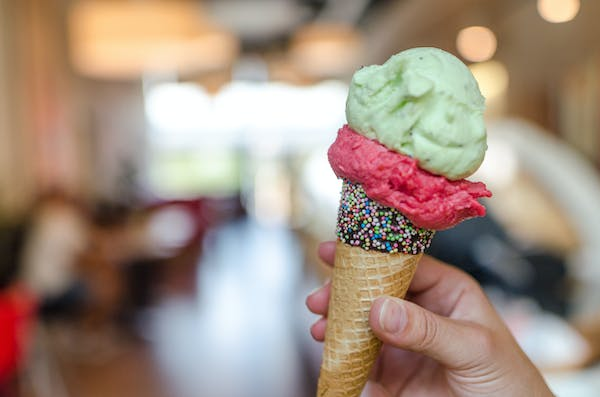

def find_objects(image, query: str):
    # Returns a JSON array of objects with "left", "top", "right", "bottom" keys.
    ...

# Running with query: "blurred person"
[
  {"left": 19, "top": 192, "right": 89, "bottom": 314},
  {"left": 307, "top": 241, "right": 554, "bottom": 396}
]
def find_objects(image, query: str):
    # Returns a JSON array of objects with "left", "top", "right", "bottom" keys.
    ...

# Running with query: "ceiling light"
[
  {"left": 68, "top": 1, "right": 239, "bottom": 79},
  {"left": 537, "top": 0, "right": 580, "bottom": 23},
  {"left": 456, "top": 26, "right": 497, "bottom": 63}
]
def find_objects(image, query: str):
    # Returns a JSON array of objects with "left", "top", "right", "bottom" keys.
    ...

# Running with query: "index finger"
[
  {"left": 409, "top": 255, "right": 495, "bottom": 321},
  {"left": 409, "top": 255, "right": 467, "bottom": 294},
  {"left": 317, "top": 241, "right": 336, "bottom": 266}
]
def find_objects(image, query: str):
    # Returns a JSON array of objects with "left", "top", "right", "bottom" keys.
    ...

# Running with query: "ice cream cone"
[
  {"left": 316, "top": 180, "right": 433, "bottom": 396},
  {"left": 317, "top": 47, "right": 491, "bottom": 396},
  {"left": 317, "top": 242, "right": 421, "bottom": 397}
]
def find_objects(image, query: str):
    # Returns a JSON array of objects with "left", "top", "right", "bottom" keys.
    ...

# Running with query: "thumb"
[{"left": 370, "top": 296, "right": 492, "bottom": 369}]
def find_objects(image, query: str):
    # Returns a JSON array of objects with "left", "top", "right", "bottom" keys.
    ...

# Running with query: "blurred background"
[{"left": 1, "top": 0, "right": 600, "bottom": 396}]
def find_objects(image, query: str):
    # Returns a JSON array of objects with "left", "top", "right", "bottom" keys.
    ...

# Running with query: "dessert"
[{"left": 317, "top": 47, "right": 491, "bottom": 396}]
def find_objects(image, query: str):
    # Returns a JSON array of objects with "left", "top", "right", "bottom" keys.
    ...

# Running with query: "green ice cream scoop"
[{"left": 346, "top": 47, "right": 487, "bottom": 180}]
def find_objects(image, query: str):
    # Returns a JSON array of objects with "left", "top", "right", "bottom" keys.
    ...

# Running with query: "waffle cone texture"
[{"left": 317, "top": 241, "right": 421, "bottom": 396}]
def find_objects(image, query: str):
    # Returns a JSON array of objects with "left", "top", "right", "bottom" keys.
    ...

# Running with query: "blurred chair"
[
  {"left": 130, "top": 195, "right": 245, "bottom": 298},
  {"left": 0, "top": 218, "right": 37, "bottom": 393},
  {"left": 0, "top": 285, "right": 37, "bottom": 392},
  {"left": 83, "top": 195, "right": 246, "bottom": 333}
]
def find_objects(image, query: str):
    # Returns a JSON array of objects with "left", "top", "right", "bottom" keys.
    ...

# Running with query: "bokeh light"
[
  {"left": 456, "top": 26, "right": 497, "bottom": 62},
  {"left": 537, "top": 0, "right": 580, "bottom": 23},
  {"left": 469, "top": 60, "right": 509, "bottom": 100}
]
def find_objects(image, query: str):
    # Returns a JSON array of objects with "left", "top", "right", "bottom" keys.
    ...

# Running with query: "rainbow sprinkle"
[{"left": 336, "top": 179, "right": 434, "bottom": 254}]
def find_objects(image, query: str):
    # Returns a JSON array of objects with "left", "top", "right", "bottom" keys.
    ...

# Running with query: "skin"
[{"left": 306, "top": 241, "right": 555, "bottom": 397}]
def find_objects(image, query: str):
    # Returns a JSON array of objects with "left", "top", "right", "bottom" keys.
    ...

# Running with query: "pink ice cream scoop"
[{"left": 328, "top": 125, "right": 491, "bottom": 230}]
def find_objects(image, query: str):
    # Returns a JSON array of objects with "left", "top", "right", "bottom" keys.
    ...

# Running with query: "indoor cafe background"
[{"left": 1, "top": 1, "right": 600, "bottom": 396}]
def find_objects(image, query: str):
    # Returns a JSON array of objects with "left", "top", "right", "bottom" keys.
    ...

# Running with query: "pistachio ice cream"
[{"left": 345, "top": 47, "right": 487, "bottom": 180}]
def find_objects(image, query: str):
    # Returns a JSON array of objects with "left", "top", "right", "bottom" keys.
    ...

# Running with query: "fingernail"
[
  {"left": 307, "top": 286, "right": 321, "bottom": 297},
  {"left": 378, "top": 298, "right": 405, "bottom": 333}
]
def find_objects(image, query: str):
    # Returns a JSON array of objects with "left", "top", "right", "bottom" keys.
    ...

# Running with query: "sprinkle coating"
[{"left": 336, "top": 180, "right": 434, "bottom": 254}]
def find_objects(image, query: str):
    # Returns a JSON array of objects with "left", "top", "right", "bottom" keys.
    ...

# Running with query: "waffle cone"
[{"left": 317, "top": 241, "right": 421, "bottom": 397}]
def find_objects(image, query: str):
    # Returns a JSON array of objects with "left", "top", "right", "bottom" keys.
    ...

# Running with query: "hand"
[{"left": 306, "top": 241, "right": 554, "bottom": 397}]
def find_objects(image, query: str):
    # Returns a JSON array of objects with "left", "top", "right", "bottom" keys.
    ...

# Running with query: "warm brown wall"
[
  {"left": 0, "top": 1, "right": 35, "bottom": 217},
  {"left": 362, "top": 0, "right": 600, "bottom": 133},
  {"left": 498, "top": 0, "right": 600, "bottom": 132},
  {"left": 0, "top": 0, "right": 87, "bottom": 217},
  {"left": 16, "top": 0, "right": 86, "bottom": 196}
]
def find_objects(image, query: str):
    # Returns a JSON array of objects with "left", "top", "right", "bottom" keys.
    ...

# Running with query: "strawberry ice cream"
[{"left": 328, "top": 125, "right": 491, "bottom": 230}]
